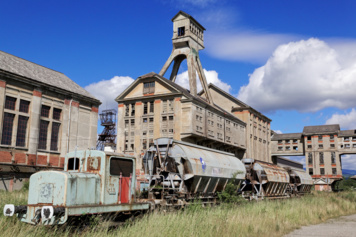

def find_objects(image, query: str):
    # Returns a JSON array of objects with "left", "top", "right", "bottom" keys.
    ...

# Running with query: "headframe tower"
[{"left": 159, "top": 11, "right": 213, "bottom": 104}]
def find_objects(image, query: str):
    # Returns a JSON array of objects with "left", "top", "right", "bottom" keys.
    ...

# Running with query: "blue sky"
[{"left": 2, "top": 0, "right": 356, "bottom": 168}]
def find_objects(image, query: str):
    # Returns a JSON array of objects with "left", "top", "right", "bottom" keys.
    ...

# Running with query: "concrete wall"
[{"left": 0, "top": 78, "right": 99, "bottom": 171}]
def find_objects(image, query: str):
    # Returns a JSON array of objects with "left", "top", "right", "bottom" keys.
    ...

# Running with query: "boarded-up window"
[
  {"left": 143, "top": 82, "right": 155, "bottom": 94},
  {"left": 110, "top": 158, "right": 133, "bottom": 177}
]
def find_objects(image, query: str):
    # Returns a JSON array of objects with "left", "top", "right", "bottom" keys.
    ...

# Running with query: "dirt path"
[{"left": 285, "top": 214, "right": 356, "bottom": 237}]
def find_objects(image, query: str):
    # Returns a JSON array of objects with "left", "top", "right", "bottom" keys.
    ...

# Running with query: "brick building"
[{"left": 0, "top": 50, "right": 101, "bottom": 190}]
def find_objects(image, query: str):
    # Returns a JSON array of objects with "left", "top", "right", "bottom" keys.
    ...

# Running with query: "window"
[
  {"left": 320, "top": 168, "right": 325, "bottom": 175},
  {"left": 285, "top": 140, "right": 290, "bottom": 144},
  {"left": 330, "top": 135, "right": 334, "bottom": 140},
  {"left": 19, "top": 100, "right": 30, "bottom": 113},
  {"left": 143, "top": 102, "right": 148, "bottom": 115},
  {"left": 293, "top": 146, "right": 298, "bottom": 151},
  {"left": 38, "top": 120, "right": 49, "bottom": 149},
  {"left": 125, "top": 105, "right": 129, "bottom": 116},
  {"left": 330, "top": 144, "right": 335, "bottom": 148},
  {"left": 307, "top": 136, "right": 311, "bottom": 141},
  {"left": 142, "top": 139, "right": 147, "bottom": 149},
  {"left": 1, "top": 113, "right": 15, "bottom": 145},
  {"left": 110, "top": 158, "right": 133, "bottom": 177},
  {"left": 16, "top": 116, "right": 28, "bottom": 147},
  {"left": 143, "top": 118, "right": 148, "bottom": 123},
  {"left": 131, "top": 104, "right": 135, "bottom": 116},
  {"left": 53, "top": 108, "right": 61, "bottom": 120},
  {"left": 169, "top": 116, "right": 174, "bottom": 121},
  {"left": 5, "top": 96, "right": 16, "bottom": 110},
  {"left": 344, "top": 137, "right": 350, "bottom": 142},
  {"left": 149, "top": 118, "right": 154, "bottom": 123},
  {"left": 131, "top": 119, "right": 135, "bottom": 126},
  {"left": 68, "top": 158, "right": 80, "bottom": 170},
  {"left": 286, "top": 146, "right": 291, "bottom": 150},
  {"left": 50, "top": 122, "right": 60, "bottom": 151},
  {"left": 331, "top": 152, "right": 336, "bottom": 164},
  {"left": 332, "top": 168, "right": 337, "bottom": 175},
  {"left": 178, "top": 27, "right": 185, "bottom": 36},
  {"left": 308, "top": 153, "right": 313, "bottom": 164},
  {"left": 293, "top": 139, "right": 298, "bottom": 143},
  {"left": 309, "top": 168, "right": 313, "bottom": 175},
  {"left": 319, "top": 152, "right": 324, "bottom": 165},
  {"left": 318, "top": 135, "right": 323, "bottom": 140},
  {"left": 162, "top": 116, "right": 167, "bottom": 121},
  {"left": 307, "top": 145, "right": 312, "bottom": 149},
  {"left": 277, "top": 140, "right": 282, "bottom": 143},
  {"left": 318, "top": 144, "right": 323, "bottom": 149},
  {"left": 41, "top": 105, "right": 50, "bottom": 118},
  {"left": 143, "top": 81, "right": 155, "bottom": 94},
  {"left": 278, "top": 147, "right": 283, "bottom": 151},
  {"left": 149, "top": 101, "right": 154, "bottom": 113}
]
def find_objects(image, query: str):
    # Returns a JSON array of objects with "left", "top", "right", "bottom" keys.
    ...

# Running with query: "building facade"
[
  {"left": 115, "top": 73, "right": 247, "bottom": 169},
  {"left": 271, "top": 124, "right": 356, "bottom": 190},
  {"left": 115, "top": 11, "right": 272, "bottom": 170},
  {"left": 0, "top": 50, "right": 101, "bottom": 187}
]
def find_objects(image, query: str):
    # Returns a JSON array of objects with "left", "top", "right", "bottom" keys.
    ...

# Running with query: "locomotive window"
[
  {"left": 110, "top": 158, "right": 133, "bottom": 177},
  {"left": 68, "top": 158, "right": 80, "bottom": 170}
]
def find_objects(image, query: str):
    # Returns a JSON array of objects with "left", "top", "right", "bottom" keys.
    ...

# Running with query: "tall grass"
[{"left": 1, "top": 191, "right": 356, "bottom": 237}]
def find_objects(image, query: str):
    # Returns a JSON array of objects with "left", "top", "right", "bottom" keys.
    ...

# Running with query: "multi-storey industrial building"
[
  {"left": 0, "top": 50, "right": 101, "bottom": 190},
  {"left": 271, "top": 124, "right": 356, "bottom": 190},
  {"left": 115, "top": 11, "right": 272, "bottom": 170}
]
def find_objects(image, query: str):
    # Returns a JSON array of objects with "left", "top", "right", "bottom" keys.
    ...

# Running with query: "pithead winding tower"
[{"left": 159, "top": 11, "right": 213, "bottom": 104}]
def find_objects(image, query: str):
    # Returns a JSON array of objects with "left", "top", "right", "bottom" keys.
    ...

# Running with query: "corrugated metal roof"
[
  {"left": 338, "top": 130, "right": 356, "bottom": 137},
  {"left": 303, "top": 124, "right": 340, "bottom": 135},
  {"left": 271, "top": 133, "right": 302, "bottom": 141},
  {"left": 0, "top": 50, "right": 99, "bottom": 101}
]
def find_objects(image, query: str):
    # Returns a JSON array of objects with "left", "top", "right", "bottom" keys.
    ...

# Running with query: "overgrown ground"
[{"left": 1, "top": 190, "right": 356, "bottom": 237}]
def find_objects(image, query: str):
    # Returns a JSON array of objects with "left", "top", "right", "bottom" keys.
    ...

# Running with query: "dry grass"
[{"left": 1, "top": 191, "right": 356, "bottom": 237}]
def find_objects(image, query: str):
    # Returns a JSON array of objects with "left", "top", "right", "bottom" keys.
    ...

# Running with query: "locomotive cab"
[{"left": 3, "top": 150, "right": 149, "bottom": 225}]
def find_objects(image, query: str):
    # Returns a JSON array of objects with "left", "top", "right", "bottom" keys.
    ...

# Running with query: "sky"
[{"left": 1, "top": 0, "right": 356, "bottom": 169}]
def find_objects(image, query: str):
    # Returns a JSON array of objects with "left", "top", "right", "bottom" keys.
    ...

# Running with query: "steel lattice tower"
[{"left": 96, "top": 109, "right": 117, "bottom": 150}]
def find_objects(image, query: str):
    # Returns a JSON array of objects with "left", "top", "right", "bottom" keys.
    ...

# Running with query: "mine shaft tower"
[
  {"left": 159, "top": 11, "right": 213, "bottom": 104},
  {"left": 97, "top": 109, "right": 117, "bottom": 150}
]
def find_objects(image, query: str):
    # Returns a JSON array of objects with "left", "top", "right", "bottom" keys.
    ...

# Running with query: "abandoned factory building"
[
  {"left": 271, "top": 124, "right": 356, "bottom": 191},
  {"left": 115, "top": 11, "right": 272, "bottom": 169},
  {"left": 0, "top": 50, "right": 101, "bottom": 184}
]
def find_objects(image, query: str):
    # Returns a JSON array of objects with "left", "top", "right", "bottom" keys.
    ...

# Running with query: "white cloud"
[
  {"left": 326, "top": 109, "right": 356, "bottom": 129},
  {"left": 274, "top": 130, "right": 283, "bottom": 134},
  {"left": 237, "top": 38, "right": 356, "bottom": 113},
  {"left": 206, "top": 31, "right": 297, "bottom": 63},
  {"left": 85, "top": 76, "right": 134, "bottom": 112},
  {"left": 175, "top": 69, "right": 231, "bottom": 93},
  {"left": 340, "top": 155, "right": 356, "bottom": 170}
]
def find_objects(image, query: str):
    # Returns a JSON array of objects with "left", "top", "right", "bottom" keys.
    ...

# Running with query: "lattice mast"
[{"left": 96, "top": 109, "right": 117, "bottom": 150}]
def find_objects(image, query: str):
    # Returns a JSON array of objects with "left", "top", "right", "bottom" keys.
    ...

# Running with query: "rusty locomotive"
[{"left": 3, "top": 138, "right": 313, "bottom": 225}]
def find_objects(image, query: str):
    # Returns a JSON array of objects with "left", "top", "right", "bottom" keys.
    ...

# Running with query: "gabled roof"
[
  {"left": 200, "top": 83, "right": 271, "bottom": 122},
  {"left": 171, "top": 11, "right": 206, "bottom": 31},
  {"left": 271, "top": 133, "right": 302, "bottom": 141},
  {"left": 115, "top": 72, "right": 246, "bottom": 125},
  {"left": 303, "top": 124, "right": 340, "bottom": 135},
  {"left": 338, "top": 130, "right": 356, "bottom": 137},
  {"left": 0, "top": 50, "right": 99, "bottom": 103}
]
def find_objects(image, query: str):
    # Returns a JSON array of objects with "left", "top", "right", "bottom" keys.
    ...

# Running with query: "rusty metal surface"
[
  {"left": 291, "top": 169, "right": 314, "bottom": 185},
  {"left": 254, "top": 161, "right": 290, "bottom": 183}
]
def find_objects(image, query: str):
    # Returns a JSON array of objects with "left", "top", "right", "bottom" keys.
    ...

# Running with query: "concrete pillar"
[
  {"left": 28, "top": 89, "right": 42, "bottom": 154},
  {"left": 68, "top": 101, "right": 80, "bottom": 152},
  {"left": 60, "top": 99, "right": 70, "bottom": 156},
  {"left": 89, "top": 106, "right": 99, "bottom": 149},
  {"left": 117, "top": 103, "right": 125, "bottom": 153},
  {"left": 0, "top": 80, "right": 6, "bottom": 140}
]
